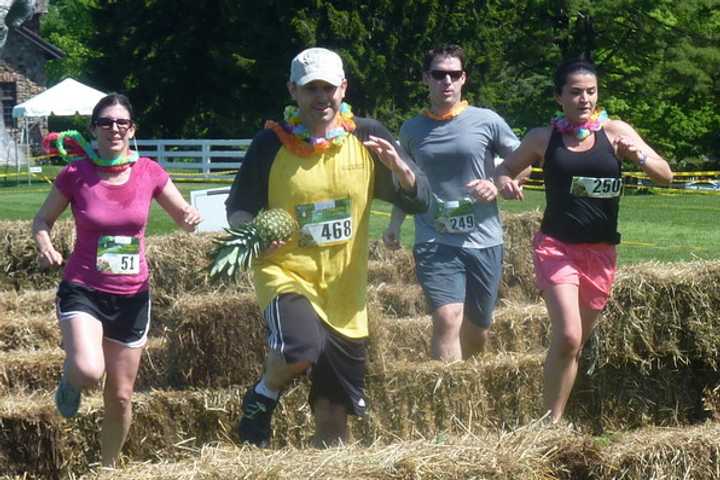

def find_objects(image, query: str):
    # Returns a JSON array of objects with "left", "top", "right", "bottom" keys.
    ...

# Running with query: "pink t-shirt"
[{"left": 54, "top": 157, "right": 169, "bottom": 295}]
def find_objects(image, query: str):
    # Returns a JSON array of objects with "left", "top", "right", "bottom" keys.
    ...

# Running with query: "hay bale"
[
  {"left": 88, "top": 425, "right": 596, "bottom": 480},
  {"left": 146, "top": 232, "right": 254, "bottom": 303},
  {"left": 164, "top": 292, "right": 266, "bottom": 388},
  {"left": 0, "top": 312, "right": 59, "bottom": 352},
  {"left": 601, "top": 261, "right": 720, "bottom": 371},
  {"left": 367, "top": 283, "right": 428, "bottom": 319},
  {"left": 491, "top": 301, "right": 548, "bottom": 354},
  {"left": 368, "top": 301, "right": 548, "bottom": 366},
  {"left": 360, "top": 354, "right": 546, "bottom": 442},
  {"left": 499, "top": 210, "right": 542, "bottom": 302},
  {"left": 703, "top": 384, "right": 720, "bottom": 421},
  {"left": 593, "top": 423, "right": 720, "bottom": 480},
  {"left": 0, "top": 376, "right": 586, "bottom": 479},
  {"left": 0, "top": 338, "right": 170, "bottom": 395},
  {"left": 570, "top": 362, "right": 717, "bottom": 432},
  {"left": 0, "top": 288, "right": 56, "bottom": 319},
  {"left": 368, "top": 240, "right": 416, "bottom": 285},
  {"left": 0, "top": 220, "right": 74, "bottom": 291}
]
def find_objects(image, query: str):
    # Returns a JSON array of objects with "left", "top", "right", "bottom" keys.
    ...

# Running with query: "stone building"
[{"left": 1, "top": 0, "right": 63, "bottom": 155}]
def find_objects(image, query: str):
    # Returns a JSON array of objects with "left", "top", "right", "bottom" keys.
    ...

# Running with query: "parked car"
[{"left": 684, "top": 180, "right": 720, "bottom": 190}]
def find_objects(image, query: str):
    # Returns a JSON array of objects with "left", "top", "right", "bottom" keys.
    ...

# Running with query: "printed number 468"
[{"left": 321, "top": 220, "right": 352, "bottom": 240}]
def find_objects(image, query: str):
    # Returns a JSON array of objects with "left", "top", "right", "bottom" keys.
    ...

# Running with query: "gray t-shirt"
[{"left": 400, "top": 106, "right": 520, "bottom": 248}]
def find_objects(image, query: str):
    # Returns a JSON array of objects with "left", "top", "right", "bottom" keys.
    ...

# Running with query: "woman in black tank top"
[{"left": 496, "top": 57, "right": 673, "bottom": 424}]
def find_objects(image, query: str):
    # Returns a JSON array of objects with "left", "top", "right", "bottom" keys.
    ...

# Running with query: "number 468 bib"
[
  {"left": 296, "top": 198, "right": 353, "bottom": 247},
  {"left": 96, "top": 235, "right": 140, "bottom": 275}
]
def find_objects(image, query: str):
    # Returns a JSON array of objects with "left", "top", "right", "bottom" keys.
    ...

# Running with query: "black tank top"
[{"left": 540, "top": 128, "right": 622, "bottom": 244}]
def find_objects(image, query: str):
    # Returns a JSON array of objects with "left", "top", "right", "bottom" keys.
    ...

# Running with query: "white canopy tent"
[
  {"left": 12, "top": 77, "right": 106, "bottom": 119},
  {"left": 10, "top": 78, "right": 105, "bottom": 182}
]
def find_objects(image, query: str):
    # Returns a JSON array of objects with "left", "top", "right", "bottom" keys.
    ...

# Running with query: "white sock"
[{"left": 254, "top": 377, "right": 279, "bottom": 400}]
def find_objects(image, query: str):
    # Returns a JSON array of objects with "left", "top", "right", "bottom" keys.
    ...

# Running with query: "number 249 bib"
[
  {"left": 433, "top": 197, "right": 477, "bottom": 234},
  {"left": 96, "top": 235, "right": 140, "bottom": 275},
  {"left": 296, "top": 199, "right": 353, "bottom": 247}
]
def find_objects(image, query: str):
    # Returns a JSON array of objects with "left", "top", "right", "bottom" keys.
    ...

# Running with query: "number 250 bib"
[
  {"left": 96, "top": 235, "right": 140, "bottom": 275},
  {"left": 570, "top": 176, "right": 622, "bottom": 198},
  {"left": 296, "top": 199, "right": 353, "bottom": 247}
]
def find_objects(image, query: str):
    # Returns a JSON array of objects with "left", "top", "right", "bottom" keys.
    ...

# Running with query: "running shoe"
[
  {"left": 55, "top": 377, "right": 82, "bottom": 418},
  {"left": 237, "top": 386, "right": 277, "bottom": 447}
]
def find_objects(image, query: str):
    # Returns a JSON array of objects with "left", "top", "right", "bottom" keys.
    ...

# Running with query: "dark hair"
[
  {"left": 90, "top": 93, "right": 134, "bottom": 125},
  {"left": 553, "top": 57, "right": 598, "bottom": 95},
  {"left": 423, "top": 44, "right": 465, "bottom": 72}
]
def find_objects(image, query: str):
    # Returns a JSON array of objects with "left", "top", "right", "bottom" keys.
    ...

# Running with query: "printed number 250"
[{"left": 592, "top": 178, "right": 621, "bottom": 194}]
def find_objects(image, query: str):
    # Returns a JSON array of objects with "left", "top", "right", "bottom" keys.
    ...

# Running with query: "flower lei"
[
  {"left": 265, "top": 102, "right": 356, "bottom": 157},
  {"left": 42, "top": 130, "right": 139, "bottom": 171},
  {"left": 423, "top": 100, "right": 469, "bottom": 121},
  {"left": 551, "top": 108, "right": 609, "bottom": 140}
]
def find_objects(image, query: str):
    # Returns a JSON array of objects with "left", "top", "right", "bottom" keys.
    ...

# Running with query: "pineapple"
[{"left": 210, "top": 208, "right": 298, "bottom": 277}]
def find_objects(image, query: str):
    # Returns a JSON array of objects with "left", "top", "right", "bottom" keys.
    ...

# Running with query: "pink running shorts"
[{"left": 533, "top": 232, "right": 618, "bottom": 311}]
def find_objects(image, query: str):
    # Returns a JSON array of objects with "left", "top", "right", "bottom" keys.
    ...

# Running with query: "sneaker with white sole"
[{"left": 55, "top": 378, "right": 82, "bottom": 418}]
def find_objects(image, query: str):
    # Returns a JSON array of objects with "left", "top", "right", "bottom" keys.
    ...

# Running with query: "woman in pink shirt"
[{"left": 32, "top": 93, "right": 201, "bottom": 467}]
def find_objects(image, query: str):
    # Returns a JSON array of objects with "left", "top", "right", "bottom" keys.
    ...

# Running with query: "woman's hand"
[
  {"left": 38, "top": 246, "right": 63, "bottom": 269},
  {"left": 180, "top": 204, "right": 202, "bottom": 232}
]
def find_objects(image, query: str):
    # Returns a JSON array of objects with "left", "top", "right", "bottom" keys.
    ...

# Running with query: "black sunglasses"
[
  {"left": 94, "top": 117, "right": 134, "bottom": 130},
  {"left": 429, "top": 70, "right": 464, "bottom": 81}
]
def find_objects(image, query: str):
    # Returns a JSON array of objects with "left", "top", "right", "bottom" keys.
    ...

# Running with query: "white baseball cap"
[{"left": 290, "top": 48, "right": 345, "bottom": 86}]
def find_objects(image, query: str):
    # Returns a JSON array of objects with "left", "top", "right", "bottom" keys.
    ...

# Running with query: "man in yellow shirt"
[{"left": 226, "top": 47, "right": 430, "bottom": 447}]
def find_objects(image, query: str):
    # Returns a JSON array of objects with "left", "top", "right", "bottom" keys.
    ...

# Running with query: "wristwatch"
[{"left": 638, "top": 151, "right": 648, "bottom": 167}]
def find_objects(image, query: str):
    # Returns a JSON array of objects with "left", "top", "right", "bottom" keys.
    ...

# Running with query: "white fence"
[{"left": 135, "top": 139, "right": 251, "bottom": 175}]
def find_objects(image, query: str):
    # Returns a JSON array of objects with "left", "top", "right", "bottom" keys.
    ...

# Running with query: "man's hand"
[
  {"left": 465, "top": 179, "right": 497, "bottom": 203},
  {"left": 363, "top": 135, "right": 416, "bottom": 191},
  {"left": 383, "top": 224, "right": 401, "bottom": 250}
]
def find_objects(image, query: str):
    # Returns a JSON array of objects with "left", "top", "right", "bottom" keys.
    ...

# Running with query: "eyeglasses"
[
  {"left": 429, "top": 70, "right": 464, "bottom": 81},
  {"left": 94, "top": 117, "right": 134, "bottom": 131}
]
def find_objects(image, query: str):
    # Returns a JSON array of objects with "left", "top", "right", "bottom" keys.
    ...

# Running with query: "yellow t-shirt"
[
  {"left": 254, "top": 134, "right": 374, "bottom": 338},
  {"left": 226, "top": 116, "right": 431, "bottom": 339}
]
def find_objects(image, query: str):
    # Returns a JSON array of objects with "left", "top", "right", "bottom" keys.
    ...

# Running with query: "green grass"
[{"left": 2, "top": 181, "right": 719, "bottom": 265}]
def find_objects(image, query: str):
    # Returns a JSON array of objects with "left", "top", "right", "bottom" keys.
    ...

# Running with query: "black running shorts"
[
  {"left": 55, "top": 280, "right": 151, "bottom": 348},
  {"left": 264, "top": 293, "right": 368, "bottom": 416}
]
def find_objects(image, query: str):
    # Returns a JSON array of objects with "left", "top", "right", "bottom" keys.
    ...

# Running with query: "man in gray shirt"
[{"left": 384, "top": 44, "right": 524, "bottom": 361}]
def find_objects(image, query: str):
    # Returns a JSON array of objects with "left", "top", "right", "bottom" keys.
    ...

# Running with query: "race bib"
[
  {"left": 433, "top": 197, "right": 477, "bottom": 234},
  {"left": 296, "top": 199, "right": 353, "bottom": 247},
  {"left": 96, "top": 235, "right": 140, "bottom": 275},
  {"left": 570, "top": 176, "right": 622, "bottom": 198}
]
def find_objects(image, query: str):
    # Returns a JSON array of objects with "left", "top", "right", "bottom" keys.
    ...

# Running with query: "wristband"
[{"left": 638, "top": 151, "right": 648, "bottom": 167}]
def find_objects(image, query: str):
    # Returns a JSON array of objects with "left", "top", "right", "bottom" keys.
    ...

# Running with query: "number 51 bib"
[
  {"left": 96, "top": 235, "right": 140, "bottom": 275},
  {"left": 296, "top": 198, "right": 353, "bottom": 247}
]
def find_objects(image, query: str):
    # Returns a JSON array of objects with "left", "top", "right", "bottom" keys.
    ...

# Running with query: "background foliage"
[{"left": 41, "top": 0, "right": 719, "bottom": 167}]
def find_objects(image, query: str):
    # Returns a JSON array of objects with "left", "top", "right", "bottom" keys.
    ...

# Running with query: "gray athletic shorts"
[{"left": 413, "top": 242, "right": 503, "bottom": 328}]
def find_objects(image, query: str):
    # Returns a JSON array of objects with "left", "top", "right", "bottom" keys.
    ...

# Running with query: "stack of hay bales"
[
  {"left": 1, "top": 211, "right": 720, "bottom": 478},
  {"left": 569, "top": 261, "right": 720, "bottom": 430}
]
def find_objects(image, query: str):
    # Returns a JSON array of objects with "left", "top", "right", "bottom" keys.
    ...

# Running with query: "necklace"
[
  {"left": 266, "top": 102, "right": 356, "bottom": 157},
  {"left": 423, "top": 100, "right": 468, "bottom": 121},
  {"left": 47, "top": 130, "right": 139, "bottom": 168},
  {"left": 551, "top": 108, "right": 608, "bottom": 140}
]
